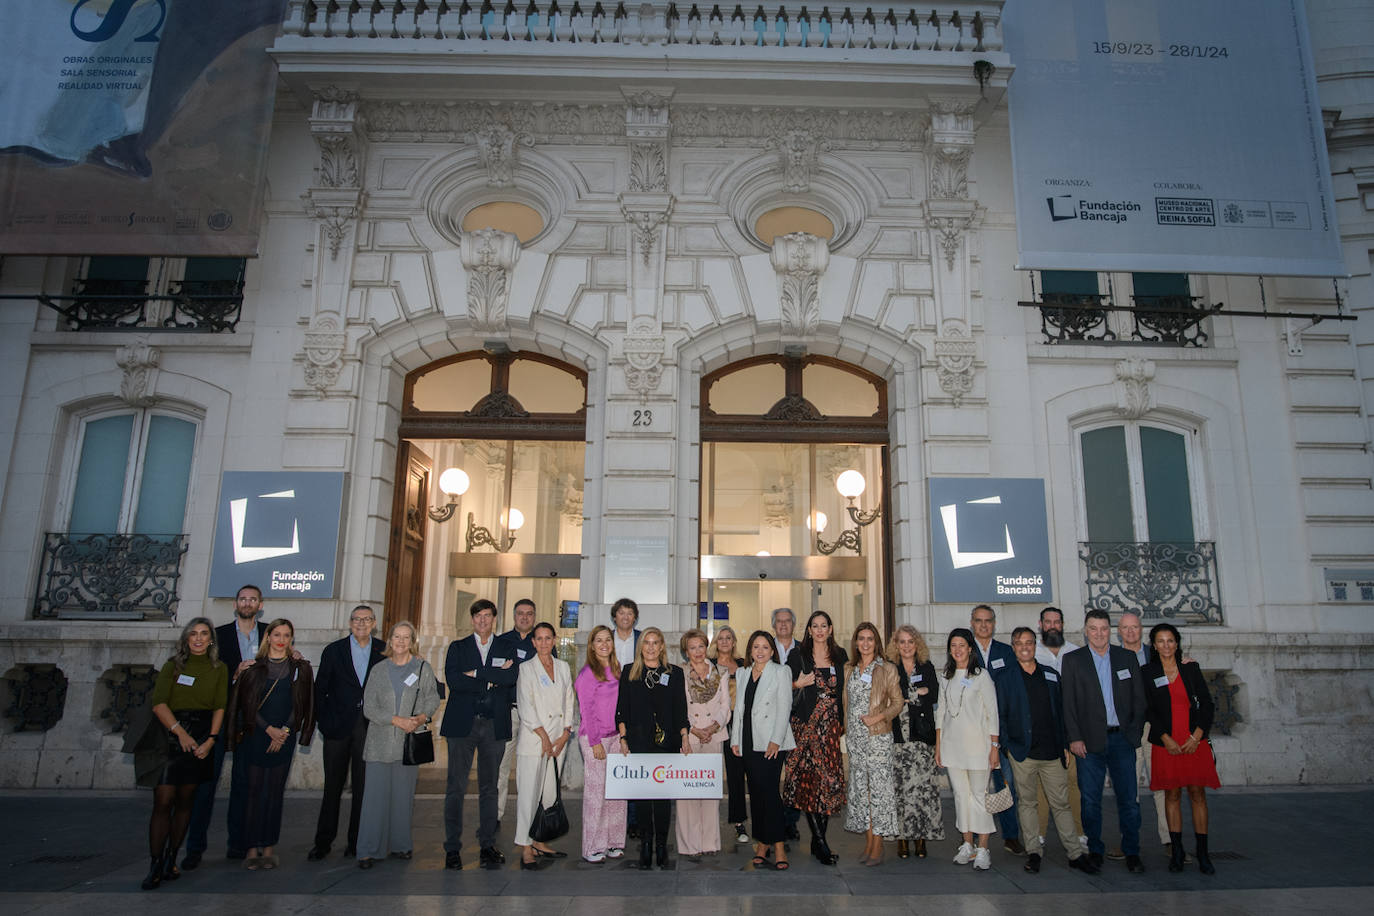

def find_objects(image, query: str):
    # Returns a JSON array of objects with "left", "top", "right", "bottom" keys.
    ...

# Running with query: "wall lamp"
[
  {"left": 467, "top": 508, "right": 523, "bottom": 553},
  {"left": 428, "top": 468, "right": 471, "bottom": 523},
  {"left": 816, "top": 469, "right": 881, "bottom": 555},
  {"left": 428, "top": 466, "right": 524, "bottom": 552}
]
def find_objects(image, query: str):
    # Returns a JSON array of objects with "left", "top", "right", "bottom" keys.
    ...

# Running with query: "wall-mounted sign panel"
[
  {"left": 1324, "top": 568, "right": 1374, "bottom": 603},
  {"left": 929, "top": 478, "right": 1053, "bottom": 604},
  {"left": 1004, "top": 0, "right": 1345, "bottom": 277},
  {"left": 603, "top": 535, "right": 669, "bottom": 605},
  {"left": 208, "top": 471, "right": 345, "bottom": 598}
]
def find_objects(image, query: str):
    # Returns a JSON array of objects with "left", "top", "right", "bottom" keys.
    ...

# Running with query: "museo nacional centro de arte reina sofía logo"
[
  {"left": 928, "top": 478, "right": 1053, "bottom": 604},
  {"left": 208, "top": 471, "right": 345, "bottom": 598}
]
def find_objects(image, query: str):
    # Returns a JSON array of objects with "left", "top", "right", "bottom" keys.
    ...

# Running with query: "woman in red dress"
[{"left": 1141, "top": 622, "right": 1220, "bottom": 875}]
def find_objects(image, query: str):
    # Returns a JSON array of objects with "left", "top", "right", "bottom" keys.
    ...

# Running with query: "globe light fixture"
[
  {"left": 428, "top": 467, "right": 471, "bottom": 522},
  {"left": 817, "top": 469, "right": 882, "bottom": 555}
]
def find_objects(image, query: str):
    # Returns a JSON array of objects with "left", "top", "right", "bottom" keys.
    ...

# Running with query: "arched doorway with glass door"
[
  {"left": 383, "top": 349, "right": 587, "bottom": 651},
  {"left": 700, "top": 355, "right": 893, "bottom": 642}
]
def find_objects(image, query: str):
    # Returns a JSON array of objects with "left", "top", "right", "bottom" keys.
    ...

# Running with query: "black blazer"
[
  {"left": 314, "top": 635, "right": 386, "bottom": 740},
  {"left": 998, "top": 661, "right": 1068, "bottom": 762},
  {"left": 440, "top": 634, "right": 519, "bottom": 740},
  {"left": 891, "top": 657, "right": 939, "bottom": 745},
  {"left": 1140, "top": 660, "right": 1214, "bottom": 746},
  {"left": 215, "top": 620, "right": 267, "bottom": 679},
  {"left": 972, "top": 638, "right": 1017, "bottom": 685},
  {"left": 615, "top": 664, "right": 689, "bottom": 753},
  {"left": 786, "top": 646, "right": 848, "bottom": 726},
  {"left": 1061, "top": 644, "right": 1146, "bottom": 753}
]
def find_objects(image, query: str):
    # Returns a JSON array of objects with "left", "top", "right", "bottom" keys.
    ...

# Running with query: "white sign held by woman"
[{"left": 604, "top": 753, "right": 723, "bottom": 800}]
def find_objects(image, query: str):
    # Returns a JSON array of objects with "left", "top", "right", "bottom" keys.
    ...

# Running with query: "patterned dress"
[
  {"left": 893, "top": 702, "right": 945, "bottom": 840},
  {"left": 844, "top": 660, "right": 898, "bottom": 837},
  {"left": 782, "top": 665, "right": 846, "bottom": 814}
]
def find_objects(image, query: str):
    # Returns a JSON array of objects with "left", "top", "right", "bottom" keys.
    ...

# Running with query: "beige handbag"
[{"left": 984, "top": 770, "right": 1014, "bottom": 814}]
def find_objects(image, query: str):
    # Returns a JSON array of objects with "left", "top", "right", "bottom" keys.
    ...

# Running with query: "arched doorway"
[
  {"left": 383, "top": 349, "right": 587, "bottom": 643},
  {"left": 699, "top": 355, "right": 893, "bottom": 641}
]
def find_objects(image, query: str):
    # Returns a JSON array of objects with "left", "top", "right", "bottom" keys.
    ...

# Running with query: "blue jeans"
[
  {"left": 1075, "top": 730, "right": 1141, "bottom": 857},
  {"left": 994, "top": 753, "right": 1020, "bottom": 840}
]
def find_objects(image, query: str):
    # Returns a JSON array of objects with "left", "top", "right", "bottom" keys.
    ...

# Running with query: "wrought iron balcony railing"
[
  {"left": 1130, "top": 294, "right": 1212, "bottom": 346},
  {"left": 279, "top": 1, "right": 1004, "bottom": 53},
  {"left": 34, "top": 532, "right": 188, "bottom": 620},
  {"left": 1079, "top": 540, "right": 1222, "bottom": 625},
  {"left": 1038, "top": 292, "right": 1117, "bottom": 344},
  {"left": 31, "top": 276, "right": 246, "bottom": 332},
  {"left": 1031, "top": 293, "right": 1216, "bottom": 347}
]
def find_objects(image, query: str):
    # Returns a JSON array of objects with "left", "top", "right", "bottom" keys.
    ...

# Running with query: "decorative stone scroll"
[
  {"left": 115, "top": 338, "right": 159, "bottom": 407},
  {"left": 772, "top": 128, "right": 832, "bottom": 193},
  {"left": 933, "top": 320, "right": 976, "bottom": 406},
  {"left": 302, "top": 311, "right": 346, "bottom": 397},
  {"left": 303, "top": 88, "right": 366, "bottom": 261},
  {"left": 622, "top": 314, "right": 666, "bottom": 402},
  {"left": 925, "top": 98, "right": 977, "bottom": 200},
  {"left": 771, "top": 232, "right": 830, "bottom": 339},
  {"left": 1114, "top": 357, "right": 1156, "bottom": 419},
  {"left": 461, "top": 228, "right": 521, "bottom": 335}
]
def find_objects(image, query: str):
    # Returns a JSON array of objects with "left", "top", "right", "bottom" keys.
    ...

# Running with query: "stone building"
[{"left": 0, "top": 1, "right": 1371, "bottom": 789}]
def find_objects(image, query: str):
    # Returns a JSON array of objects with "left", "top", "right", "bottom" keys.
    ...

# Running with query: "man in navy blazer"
[
  {"left": 308, "top": 605, "right": 386, "bottom": 861},
  {"left": 182, "top": 584, "right": 268, "bottom": 869},
  {"left": 1061, "top": 609, "right": 1147, "bottom": 874},
  {"left": 969, "top": 604, "right": 1024, "bottom": 853},
  {"left": 1000, "top": 627, "right": 1097, "bottom": 875},
  {"left": 441, "top": 598, "right": 518, "bottom": 870}
]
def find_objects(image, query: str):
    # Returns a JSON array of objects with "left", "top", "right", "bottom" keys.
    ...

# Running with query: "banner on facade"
[
  {"left": 604, "top": 753, "right": 724, "bottom": 800},
  {"left": 0, "top": 0, "right": 286, "bottom": 256},
  {"left": 1003, "top": 0, "right": 1345, "bottom": 277},
  {"left": 208, "top": 471, "right": 345, "bottom": 599},
  {"left": 929, "top": 478, "right": 1053, "bottom": 604}
]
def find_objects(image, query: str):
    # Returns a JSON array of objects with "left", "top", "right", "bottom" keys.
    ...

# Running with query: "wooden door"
[{"left": 383, "top": 442, "right": 431, "bottom": 636}]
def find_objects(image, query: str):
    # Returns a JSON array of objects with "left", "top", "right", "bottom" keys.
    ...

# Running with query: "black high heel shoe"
[{"left": 140, "top": 853, "right": 164, "bottom": 890}]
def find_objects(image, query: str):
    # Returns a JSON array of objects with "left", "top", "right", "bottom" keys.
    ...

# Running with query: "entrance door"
[{"left": 383, "top": 443, "right": 430, "bottom": 635}]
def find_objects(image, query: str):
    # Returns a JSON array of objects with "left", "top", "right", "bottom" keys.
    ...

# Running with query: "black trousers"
[
  {"left": 724, "top": 745, "right": 748, "bottom": 823},
  {"left": 633, "top": 799, "right": 671, "bottom": 842},
  {"left": 743, "top": 749, "right": 786, "bottom": 844},
  {"left": 444, "top": 717, "right": 504, "bottom": 852},
  {"left": 314, "top": 715, "right": 368, "bottom": 852}
]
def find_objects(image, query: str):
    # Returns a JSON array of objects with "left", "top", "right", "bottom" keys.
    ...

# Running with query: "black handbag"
[
  {"left": 528, "top": 755, "right": 570, "bottom": 843},
  {"left": 911, "top": 699, "right": 937, "bottom": 746},
  {"left": 401, "top": 665, "right": 434, "bottom": 766}
]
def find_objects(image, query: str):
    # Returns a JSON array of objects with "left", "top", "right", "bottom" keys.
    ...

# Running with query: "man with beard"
[{"left": 1033, "top": 607, "right": 1084, "bottom": 845}]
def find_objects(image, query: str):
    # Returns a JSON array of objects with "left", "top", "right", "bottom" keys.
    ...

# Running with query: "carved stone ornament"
[
  {"left": 460, "top": 228, "right": 520, "bottom": 335},
  {"left": 763, "top": 479, "right": 795, "bottom": 528},
  {"left": 301, "top": 187, "right": 364, "bottom": 261},
  {"left": 474, "top": 123, "right": 523, "bottom": 188},
  {"left": 764, "top": 394, "right": 824, "bottom": 422},
  {"left": 114, "top": 337, "right": 159, "bottom": 407},
  {"left": 621, "top": 315, "right": 666, "bottom": 402},
  {"left": 925, "top": 98, "right": 977, "bottom": 201},
  {"left": 309, "top": 88, "right": 363, "bottom": 190},
  {"left": 302, "top": 311, "right": 346, "bottom": 397},
  {"left": 560, "top": 475, "right": 584, "bottom": 527},
  {"left": 1115, "top": 357, "right": 1156, "bottom": 420},
  {"left": 933, "top": 217, "right": 971, "bottom": 271},
  {"left": 771, "top": 232, "right": 830, "bottom": 338},
  {"left": 933, "top": 320, "right": 977, "bottom": 407},
  {"left": 621, "top": 202, "right": 672, "bottom": 267},
  {"left": 773, "top": 128, "right": 832, "bottom": 193},
  {"left": 628, "top": 142, "right": 668, "bottom": 192}
]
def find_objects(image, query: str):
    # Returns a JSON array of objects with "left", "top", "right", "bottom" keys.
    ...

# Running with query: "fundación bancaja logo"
[
  {"left": 208, "top": 471, "right": 345, "bottom": 598},
  {"left": 1046, "top": 194, "right": 1142, "bottom": 224}
]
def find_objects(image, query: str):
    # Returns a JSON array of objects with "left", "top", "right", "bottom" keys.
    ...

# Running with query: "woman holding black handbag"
[
  {"left": 354, "top": 621, "right": 439, "bottom": 869},
  {"left": 887, "top": 624, "right": 944, "bottom": 859},
  {"left": 782, "top": 610, "right": 847, "bottom": 865},
  {"left": 515, "top": 621, "right": 576, "bottom": 869}
]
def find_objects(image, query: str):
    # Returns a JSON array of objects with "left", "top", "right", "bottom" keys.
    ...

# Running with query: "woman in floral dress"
[
  {"left": 782, "top": 610, "right": 847, "bottom": 864},
  {"left": 887, "top": 624, "right": 944, "bottom": 858},
  {"left": 844, "top": 622, "right": 903, "bottom": 866}
]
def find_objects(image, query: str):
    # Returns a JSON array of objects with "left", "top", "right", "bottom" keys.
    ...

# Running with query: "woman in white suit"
[
  {"left": 935, "top": 626, "right": 1001, "bottom": 871},
  {"left": 514, "top": 622, "right": 576, "bottom": 868},
  {"left": 730, "top": 630, "right": 796, "bottom": 870}
]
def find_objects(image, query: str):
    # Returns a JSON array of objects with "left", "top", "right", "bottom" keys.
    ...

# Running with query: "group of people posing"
[{"left": 139, "top": 589, "right": 1219, "bottom": 887}]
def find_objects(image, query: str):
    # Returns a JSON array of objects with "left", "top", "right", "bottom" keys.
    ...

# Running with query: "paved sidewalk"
[{"left": 0, "top": 786, "right": 1369, "bottom": 914}]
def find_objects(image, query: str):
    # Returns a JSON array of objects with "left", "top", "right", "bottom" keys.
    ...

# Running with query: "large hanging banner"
[
  {"left": 0, "top": 0, "right": 286, "bottom": 256},
  {"left": 1003, "top": 0, "right": 1346, "bottom": 277}
]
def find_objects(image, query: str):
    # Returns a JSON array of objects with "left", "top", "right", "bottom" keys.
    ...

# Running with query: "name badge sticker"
[
  {"left": 860, "top": 672, "right": 872, "bottom": 684},
  {"left": 1116, "top": 668, "right": 1132, "bottom": 680},
  {"left": 910, "top": 674, "right": 923, "bottom": 683},
  {"left": 991, "top": 658, "right": 1005, "bottom": 669},
  {"left": 540, "top": 673, "right": 553, "bottom": 687},
  {"left": 961, "top": 677, "right": 974, "bottom": 688},
  {"left": 517, "top": 649, "right": 528, "bottom": 659},
  {"left": 176, "top": 674, "right": 195, "bottom": 687},
  {"left": 404, "top": 672, "right": 419, "bottom": 687},
  {"left": 491, "top": 658, "right": 507, "bottom": 667},
  {"left": 1154, "top": 675, "right": 1170, "bottom": 688},
  {"left": 1045, "top": 671, "right": 1059, "bottom": 682},
  {"left": 659, "top": 673, "right": 670, "bottom": 686}
]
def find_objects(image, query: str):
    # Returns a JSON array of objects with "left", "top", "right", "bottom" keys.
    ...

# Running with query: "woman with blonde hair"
[
  {"left": 226, "top": 618, "right": 314, "bottom": 870},
  {"left": 615, "top": 626, "right": 689, "bottom": 869},
  {"left": 844, "top": 621, "right": 903, "bottom": 866},
  {"left": 708, "top": 625, "right": 749, "bottom": 843},
  {"left": 575, "top": 625, "right": 627, "bottom": 862},
  {"left": 676, "top": 628, "right": 731, "bottom": 858},
  {"left": 886, "top": 624, "right": 944, "bottom": 858},
  {"left": 354, "top": 621, "right": 439, "bottom": 869}
]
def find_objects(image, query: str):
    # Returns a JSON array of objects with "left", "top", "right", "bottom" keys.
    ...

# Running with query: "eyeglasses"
[{"left": 351, "top": 617, "right": 374, "bottom": 624}]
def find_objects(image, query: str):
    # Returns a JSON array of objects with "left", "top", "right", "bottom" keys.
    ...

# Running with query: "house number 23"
[{"left": 632, "top": 409, "right": 653, "bottom": 427}]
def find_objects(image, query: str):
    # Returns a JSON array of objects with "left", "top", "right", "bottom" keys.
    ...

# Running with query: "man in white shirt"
[
  {"left": 1117, "top": 610, "right": 1174, "bottom": 858},
  {"left": 611, "top": 597, "right": 641, "bottom": 668},
  {"left": 1032, "top": 606, "right": 1085, "bottom": 845},
  {"left": 771, "top": 608, "right": 797, "bottom": 665},
  {"left": 969, "top": 604, "right": 1024, "bottom": 854}
]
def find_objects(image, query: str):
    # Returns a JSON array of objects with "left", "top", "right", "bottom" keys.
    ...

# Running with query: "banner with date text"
[
  {"left": 0, "top": 0, "right": 286, "bottom": 256},
  {"left": 1003, "top": 0, "right": 1345, "bottom": 277}
]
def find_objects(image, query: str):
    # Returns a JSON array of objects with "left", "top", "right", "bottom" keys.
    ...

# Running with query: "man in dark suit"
[
  {"left": 1000, "top": 627, "right": 1098, "bottom": 876},
  {"left": 1061, "top": 608, "right": 1147, "bottom": 874},
  {"left": 441, "top": 598, "right": 518, "bottom": 870},
  {"left": 969, "top": 604, "right": 1024, "bottom": 854},
  {"left": 496, "top": 597, "right": 539, "bottom": 823},
  {"left": 182, "top": 584, "right": 268, "bottom": 869},
  {"left": 307, "top": 604, "right": 386, "bottom": 861}
]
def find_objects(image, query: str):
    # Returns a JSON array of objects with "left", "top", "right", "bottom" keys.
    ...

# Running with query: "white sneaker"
[
  {"left": 973, "top": 847, "right": 991, "bottom": 870},
  {"left": 734, "top": 825, "right": 750, "bottom": 844},
  {"left": 583, "top": 851, "right": 606, "bottom": 863},
  {"left": 606, "top": 847, "right": 624, "bottom": 859},
  {"left": 954, "top": 841, "right": 975, "bottom": 864}
]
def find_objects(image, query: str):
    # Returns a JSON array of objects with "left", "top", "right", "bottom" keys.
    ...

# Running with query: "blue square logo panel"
[{"left": 928, "top": 478, "right": 1053, "bottom": 604}]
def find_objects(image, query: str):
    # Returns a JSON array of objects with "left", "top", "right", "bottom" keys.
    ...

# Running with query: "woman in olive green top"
[{"left": 143, "top": 617, "right": 228, "bottom": 890}]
